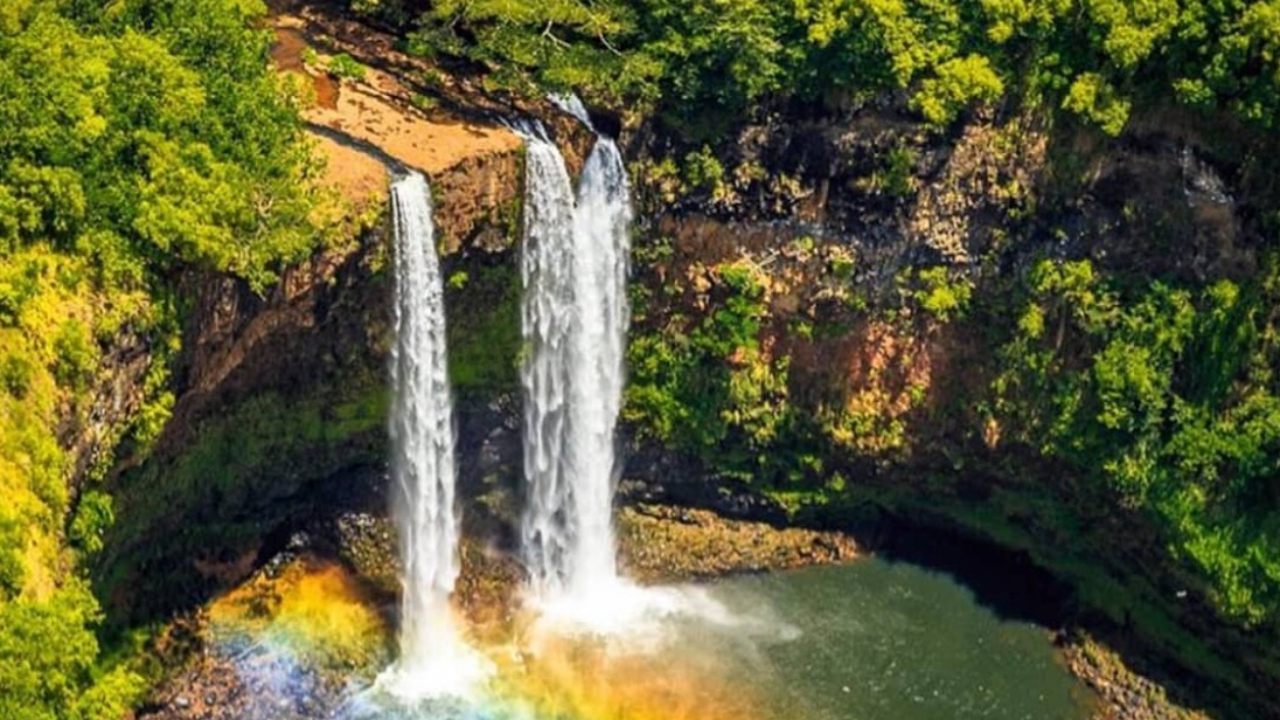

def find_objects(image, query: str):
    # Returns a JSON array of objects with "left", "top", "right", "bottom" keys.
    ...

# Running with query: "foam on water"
[{"left": 525, "top": 577, "right": 800, "bottom": 652}]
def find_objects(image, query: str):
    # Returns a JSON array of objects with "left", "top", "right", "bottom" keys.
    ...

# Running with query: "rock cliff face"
[
  {"left": 618, "top": 107, "right": 1271, "bottom": 520},
  {"left": 617, "top": 106, "right": 1280, "bottom": 720},
  {"left": 97, "top": 7, "right": 530, "bottom": 620},
  {"left": 93, "top": 6, "right": 1280, "bottom": 719}
]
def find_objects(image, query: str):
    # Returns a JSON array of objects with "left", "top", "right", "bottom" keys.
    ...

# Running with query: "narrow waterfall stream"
[
  {"left": 379, "top": 170, "right": 483, "bottom": 700},
  {"left": 565, "top": 134, "right": 633, "bottom": 597},
  {"left": 517, "top": 114, "right": 633, "bottom": 601}
]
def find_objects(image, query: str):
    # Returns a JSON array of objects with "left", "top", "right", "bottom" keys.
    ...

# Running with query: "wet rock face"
[
  {"left": 141, "top": 653, "right": 349, "bottom": 720},
  {"left": 332, "top": 511, "right": 398, "bottom": 596},
  {"left": 629, "top": 109, "right": 1266, "bottom": 289},
  {"left": 617, "top": 504, "right": 858, "bottom": 582},
  {"left": 63, "top": 328, "right": 151, "bottom": 493},
  {"left": 138, "top": 556, "right": 389, "bottom": 720},
  {"left": 163, "top": 234, "right": 391, "bottom": 458},
  {"left": 1062, "top": 633, "right": 1212, "bottom": 720}
]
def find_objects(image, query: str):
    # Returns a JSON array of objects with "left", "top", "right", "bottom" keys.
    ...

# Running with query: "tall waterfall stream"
[{"left": 517, "top": 113, "right": 632, "bottom": 603}]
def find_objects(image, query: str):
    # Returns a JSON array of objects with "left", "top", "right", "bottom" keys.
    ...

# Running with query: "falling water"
[
  {"left": 564, "top": 135, "right": 632, "bottom": 594},
  {"left": 549, "top": 93, "right": 593, "bottom": 127},
  {"left": 517, "top": 111, "right": 633, "bottom": 600},
  {"left": 517, "top": 127, "right": 579, "bottom": 594},
  {"left": 381, "top": 170, "right": 479, "bottom": 698}
]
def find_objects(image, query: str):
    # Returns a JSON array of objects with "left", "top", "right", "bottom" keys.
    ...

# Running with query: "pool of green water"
[
  {"left": 280, "top": 558, "right": 1095, "bottom": 720},
  {"left": 683, "top": 559, "right": 1095, "bottom": 720}
]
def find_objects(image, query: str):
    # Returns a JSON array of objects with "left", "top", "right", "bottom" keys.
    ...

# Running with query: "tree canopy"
[{"left": 354, "top": 0, "right": 1280, "bottom": 135}]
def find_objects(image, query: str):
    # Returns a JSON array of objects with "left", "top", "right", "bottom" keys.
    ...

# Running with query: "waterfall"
[
  {"left": 549, "top": 93, "right": 593, "bottom": 128},
  {"left": 517, "top": 113, "right": 633, "bottom": 600},
  {"left": 564, "top": 136, "right": 632, "bottom": 593},
  {"left": 517, "top": 128, "right": 579, "bottom": 594},
  {"left": 382, "top": 170, "right": 477, "bottom": 697}
]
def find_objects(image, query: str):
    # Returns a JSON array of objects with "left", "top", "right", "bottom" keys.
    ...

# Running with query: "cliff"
[
  {"left": 617, "top": 106, "right": 1280, "bottom": 719},
  {"left": 82, "top": 5, "right": 1280, "bottom": 720}
]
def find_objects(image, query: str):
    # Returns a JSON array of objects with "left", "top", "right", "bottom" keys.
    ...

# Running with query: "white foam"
[
  {"left": 369, "top": 641, "right": 493, "bottom": 702},
  {"left": 524, "top": 577, "right": 801, "bottom": 654}
]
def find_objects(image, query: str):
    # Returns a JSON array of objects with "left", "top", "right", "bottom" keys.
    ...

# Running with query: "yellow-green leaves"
[
  {"left": 1085, "top": 0, "right": 1179, "bottom": 68},
  {"left": 1, "top": 1, "right": 315, "bottom": 285},
  {"left": 979, "top": 0, "right": 1071, "bottom": 43},
  {"left": 107, "top": 29, "right": 207, "bottom": 130},
  {"left": 913, "top": 54, "right": 1004, "bottom": 125},
  {"left": 0, "top": 3, "right": 318, "bottom": 717},
  {"left": 0, "top": 579, "right": 144, "bottom": 720},
  {"left": 909, "top": 265, "right": 974, "bottom": 320},
  {"left": 1063, "top": 72, "right": 1131, "bottom": 135}
]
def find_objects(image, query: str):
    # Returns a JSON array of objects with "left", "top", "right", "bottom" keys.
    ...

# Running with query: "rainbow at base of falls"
[
  {"left": 203, "top": 139, "right": 791, "bottom": 720},
  {"left": 341, "top": 571, "right": 784, "bottom": 720}
]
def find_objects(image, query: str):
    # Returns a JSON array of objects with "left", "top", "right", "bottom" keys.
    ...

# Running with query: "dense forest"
[
  {"left": 2, "top": 0, "right": 1279, "bottom": 718},
  {"left": 0, "top": 1, "right": 317, "bottom": 716}
]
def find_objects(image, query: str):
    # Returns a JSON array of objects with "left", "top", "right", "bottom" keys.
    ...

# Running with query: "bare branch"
[
  {"left": 541, "top": 20, "right": 571, "bottom": 49},
  {"left": 597, "top": 32, "right": 623, "bottom": 57}
]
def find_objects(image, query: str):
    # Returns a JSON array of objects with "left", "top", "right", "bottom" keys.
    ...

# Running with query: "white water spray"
[
  {"left": 379, "top": 171, "right": 485, "bottom": 698},
  {"left": 517, "top": 107, "right": 633, "bottom": 602}
]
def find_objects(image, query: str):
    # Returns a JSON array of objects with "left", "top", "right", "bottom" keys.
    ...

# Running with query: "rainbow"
[{"left": 207, "top": 560, "right": 777, "bottom": 720}]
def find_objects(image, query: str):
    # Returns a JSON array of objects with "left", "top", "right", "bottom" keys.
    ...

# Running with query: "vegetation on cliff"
[
  {"left": 0, "top": 0, "right": 319, "bottom": 716},
  {"left": 351, "top": 0, "right": 1280, "bottom": 136},
  {"left": 622, "top": 227, "right": 1280, "bottom": 712},
  {"left": 993, "top": 258, "right": 1280, "bottom": 626}
]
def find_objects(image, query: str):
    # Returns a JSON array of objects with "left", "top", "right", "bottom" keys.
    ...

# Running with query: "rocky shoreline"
[
  {"left": 617, "top": 504, "right": 858, "bottom": 582},
  {"left": 1060, "top": 632, "right": 1211, "bottom": 720}
]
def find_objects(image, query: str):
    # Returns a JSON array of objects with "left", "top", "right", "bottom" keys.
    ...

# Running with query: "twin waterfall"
[
  {"left": 519, "top": 123, "right": 632, "bottom": 598},
  {"left": 384, "top": 103, "right": 631, "bottom": 698}
]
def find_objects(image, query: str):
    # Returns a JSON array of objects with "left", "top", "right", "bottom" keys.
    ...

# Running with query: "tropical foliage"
[
  {"left": 0, "top": 0, "right": 317, "bottom": 715},
  {"left": 354, "top": 0, "right": 1280, "bottom": 135},
  {"left": 994, "top": 259, "right": 1280, "bottom": 625}
]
